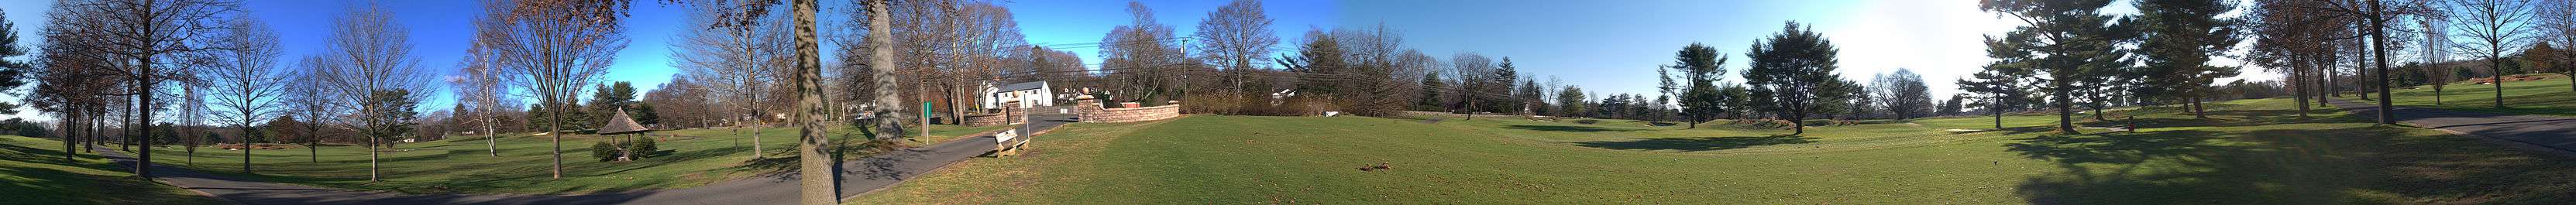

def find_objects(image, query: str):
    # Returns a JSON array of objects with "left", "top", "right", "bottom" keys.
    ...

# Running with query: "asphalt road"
[
  {"left": 2326, "top": 98, "right": 2576, "bottom": 155},
  {"left": 105, "top": 111, "right": 1080, "bottom": 205}
]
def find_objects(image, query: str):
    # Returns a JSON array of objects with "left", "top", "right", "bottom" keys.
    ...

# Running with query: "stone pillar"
[
  {"left": 1075, "top": 94, "right": 1101, "bottom": 122},
  {"left": 1004, "top": 101, "right": 1024, "bottom": 125}
]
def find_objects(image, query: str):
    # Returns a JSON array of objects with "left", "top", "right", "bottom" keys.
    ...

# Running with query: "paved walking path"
[
  {"left": 106, "top": 111, "right": 1078, "bottom": 205},
  {"left": 2326, "top": 98, "right": 2576, "bottom": 154}
]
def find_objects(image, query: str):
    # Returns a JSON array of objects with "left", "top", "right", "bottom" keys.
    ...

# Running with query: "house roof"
[
  {"left": 598, "top": 108, "right": 651, "bottom": 135},
  {"left": 996, "top": 81, "right": 1047, "bottom": 92}
]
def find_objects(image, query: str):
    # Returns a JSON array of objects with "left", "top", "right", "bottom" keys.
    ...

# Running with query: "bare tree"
[
  {"left": 2422, "top": 15, "right": 2454, "bottom": 105},
  {"left": 284, "top": 56, "right": 341, "bottom": 162},
  {"left": 317, "top": 3, "right": 430, "bottom": 182},
  {"left": 29, "top": 5, "right": 132, "bottom": 161},
  {"left": 205, "top": 14, "right": 281, "bottom": 173},
  {"left": 50, "top": 0, "right": 242, "bottom": 178},
  {"left": 645, "top": 74, "right": 712, "bottom": 128},
  {"left": 846, "top": 0, "right": 908, "bottom": 140},
  {"left": 2448, "top": 0, "right": 2533, "bottom": 108},
  {"left": 674, "top": 0, "right": 786, "bottom": 158},
  {"left": 1102, "top": 2, "right": 1189, "bottom": 106},
  {"left": 453, "top": 42, "right": 515, "bottom": 157},
  {"left": 480, "top": 0, "right": 629, "bottom": 179},
  {"left": 1193, "top": 0, "right": 1278, "bottom": 95},
  {"left": 180, "top": 72, "right": 205, "bottom": 166},
  {"left": 785, "top": 0, "right": 835, "bottom": 203},
  {"left": 2535, "top": 0, "right": 2576, "bottom": 92}
]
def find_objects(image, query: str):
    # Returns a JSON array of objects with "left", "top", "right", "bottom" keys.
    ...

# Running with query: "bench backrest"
[{"left": 995, "top": 129, "right": 1024, "bottom": 145}]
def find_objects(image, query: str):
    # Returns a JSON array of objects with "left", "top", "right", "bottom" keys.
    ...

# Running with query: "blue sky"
[{"left": 2, "top": 0, "right": 2258, "bottom": 122}]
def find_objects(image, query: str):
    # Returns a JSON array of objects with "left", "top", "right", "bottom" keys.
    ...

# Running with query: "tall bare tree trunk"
[
  {"left": 2295, "top": 63, "right": 2310, "bottom": 118},
  {"left": 64, "top": 111, "right": 79, "bottom": 162},
  {"left": 242, "top": 125, "right": 251, "bottom": 173},
  {"left": 2493, "top": 59, "right": 2505, "bottom": 108},
  {"left": 749, "top": 101, "right": 761, "bottom": 159},
  {"left": 2055, "top": 81, "right": 2077, "bottom": 134},
  {"left": 2371, "top": 2, "right": 2395, "bottom": 125},
  {"left": 306, "top": 123, "right": 317, "bottom": 162},
  {"left": 136, "top": 67, "right": 156, "bottom": 178},
  {"left": 552, "top": 101, "right": 563, "bottom": 179},
  {"left": 2327, "top": 62, "right": 2340, "bottom": 97},
  {"left": 1992, "top": 95, "right": 2004, "bottom": 129},
  {"left": 868, "top": 0, "right": 905, "bottom": 138},
  {"left": 370, "top": 121, "right": 380, "bottom": 182},
  {"left": 487, "top": 117, "right": 497, "bottom": 157},
  {"left": 791, "top": 0, "right": 837, "bottom": 204}
]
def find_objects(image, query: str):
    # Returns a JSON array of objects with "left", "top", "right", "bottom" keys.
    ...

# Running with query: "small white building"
[{"left": 981, "top": 80, "right": 1054, "bottom": 108}]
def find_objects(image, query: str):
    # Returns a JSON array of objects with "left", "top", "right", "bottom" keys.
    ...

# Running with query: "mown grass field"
[
  {"left": 0, "top": 135, "right": 225, "bottom": 205},
  {"left": 2374, "top": 73, "right": 2576, "bottom": 117},
  {"left": 850, "top": 97, "right": 2576, "bottom": 204},
  {"left": 137, "top": 125, "right": 1001, "bottom": 194}
]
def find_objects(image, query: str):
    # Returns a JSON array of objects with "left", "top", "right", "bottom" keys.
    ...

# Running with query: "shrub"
[
  {"left": 632, "top": 138, "right": 658, "bottom": 159},
  {"left": 591, "top": 140, "right": 617, "bottom": 162}
]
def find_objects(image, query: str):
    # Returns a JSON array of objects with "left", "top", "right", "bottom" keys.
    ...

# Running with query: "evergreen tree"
[
  {"left": 588, "top": 81, "right": 639, "bottom": 125},
  {"left": 1488, "top": 58, "right": 1521, "bottom": 113},
  {"left": 1981, "top": 0, "right": 2131, "bottom": 133},
  {"left": 1960, "top": 68, "right": 2025, "bottom": 129},
  {"left": 1416, "top": 73, "right": 1444, "bottom": 111},
  {"left": 1743, "top": 21, "right": 1848, "bottom": 135},
  {"left": 1556, "top": 86, "right": 1587, "bottom": 118},
  {"left": 1939, "top": 93, "right": 1968, "bottom": 116},
  {"left": 0, "top": 8, "right": 28, "bottom": 114},
  {"left": 2135, "top": 0, "right": 2244, "bottom": 119},
  {"left": 1671, "top": 43, "right": 1730, "bottom": 128}
]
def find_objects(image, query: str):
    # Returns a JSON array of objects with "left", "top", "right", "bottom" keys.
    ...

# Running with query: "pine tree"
[
  {"left": 1670, "top": 43, "right": 1729, "bottom": 128},
  {"left": 1743, "top": 21, "right": 1847, "bottom": 135},
  {"left": 1981, "top": 0, "right": 2130, "bottom": 133}
]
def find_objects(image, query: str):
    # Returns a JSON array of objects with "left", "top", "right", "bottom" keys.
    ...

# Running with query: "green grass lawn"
[
  {"left": 0, "top": 135, "right": 227, "bottom": 205},
  {"left": 138, "top": 125, "right": 1002, "bottom": 194},
  {"left": 850, "top": 97, "right": 2576, "bottom": 204},
  {"left": 2373, "top": 73, "right": 2576, "bottom": 117}
]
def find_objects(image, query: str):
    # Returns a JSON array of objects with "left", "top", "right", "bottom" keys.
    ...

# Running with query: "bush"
[
  {"left": 591, "top": 140, "right": 617, "bottom": 162},
  {"left": 632, "top": 138, "right": 657, "bottom": 159}
]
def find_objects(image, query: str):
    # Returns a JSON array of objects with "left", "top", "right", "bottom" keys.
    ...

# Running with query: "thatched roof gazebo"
[
  {"left": 599, "top": 108, "right": 651, "bottom": 135},
  {"left": 600, "top": 108, "right": 653, "bottom": 161}
]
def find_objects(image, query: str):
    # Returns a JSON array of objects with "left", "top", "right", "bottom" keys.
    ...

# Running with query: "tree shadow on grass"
[
  {"left": 2000, "top": 125, "right": 2576, "bottom": 204},
  {"left": 1573, "top": 135, "right": 1815, "bottom": 152},
  {"left": 1504, "top": 125, "right": 1649, "bottom": 132}
]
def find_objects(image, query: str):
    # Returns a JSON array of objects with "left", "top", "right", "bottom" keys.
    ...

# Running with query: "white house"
[{"left": 981, "top": 80, "right": 1054, "bottom": 108}]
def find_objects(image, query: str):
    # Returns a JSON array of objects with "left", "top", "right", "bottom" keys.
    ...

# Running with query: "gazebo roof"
[{"left": 598, "top": 108, "right": 651, "bottom": 135}]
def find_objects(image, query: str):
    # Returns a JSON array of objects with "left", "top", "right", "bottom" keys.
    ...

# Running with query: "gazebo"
[{"left": 600, "top": 108, "right": 652, "bottom": 161}]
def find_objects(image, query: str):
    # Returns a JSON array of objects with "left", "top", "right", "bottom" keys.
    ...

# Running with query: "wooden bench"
[{"left": 995, "top": 128, "right": 1031, "bottom": 157}]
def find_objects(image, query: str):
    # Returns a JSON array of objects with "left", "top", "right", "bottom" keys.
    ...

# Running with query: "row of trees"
[
  {"left": 1521, "top": 22, "right": 1955, "bottom": 135},
  {"left": 1946, "top": 0, "right": 2257, "bottom": 133},
  {"left": 10, "top": 0, "right": 980, "bottom": 203},
  {"left": 2237, "top": 0, "right": 2576, "bottom": 129},
  {"left": 16, "top": 0, "right": 440, "bottom": 179}
]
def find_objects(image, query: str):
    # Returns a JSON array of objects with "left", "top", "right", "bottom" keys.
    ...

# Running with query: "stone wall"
[
  {"left": 1075, "top": 95, "right": 1181, "bottom": 123},
  {"left": 961, "top": 103, "right": 1028, "bottom": 126}
]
